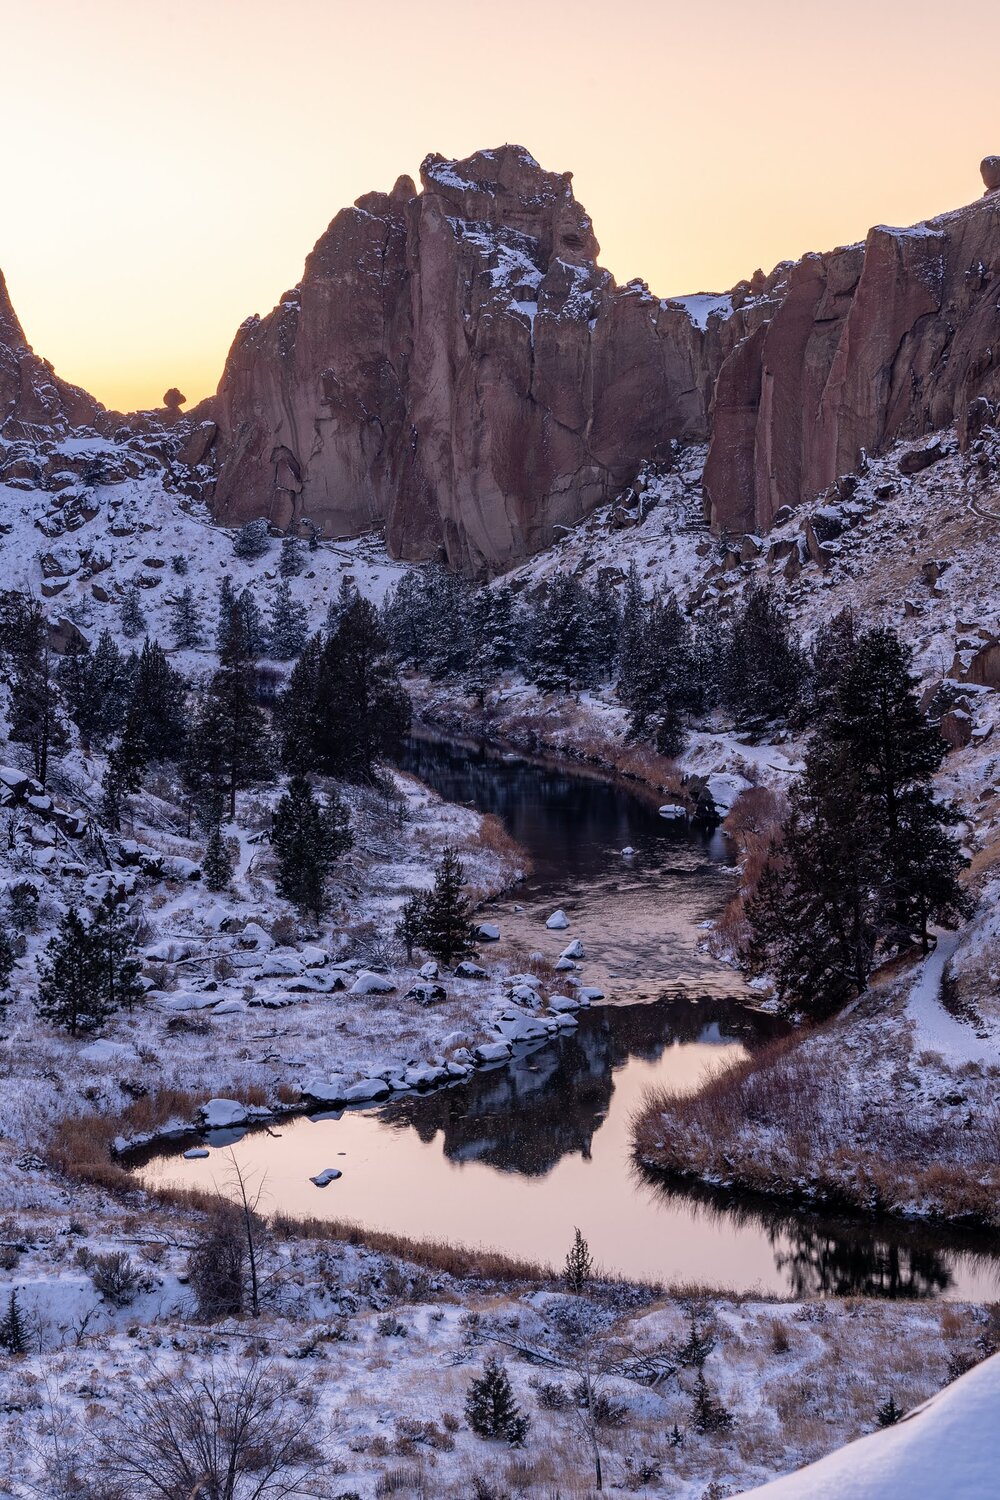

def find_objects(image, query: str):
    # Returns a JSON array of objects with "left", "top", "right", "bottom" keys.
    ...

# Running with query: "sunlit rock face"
[
  {"left": 206, "top": 146, "right": 745, "bottom": 574},
  {"left": 703, "top": 189, "right": 1000, "bottom": 534},
  {"left": 0, "top": 269, "right": 103, "bottom": 438}
]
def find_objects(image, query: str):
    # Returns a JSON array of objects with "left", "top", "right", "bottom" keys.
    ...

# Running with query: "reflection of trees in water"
[
  {"left": 380, "top": 998, "right": 786, "bottom": 1179},
  {"left": 634, "top": 1164, "right": 1000, "bottom": 1300}
]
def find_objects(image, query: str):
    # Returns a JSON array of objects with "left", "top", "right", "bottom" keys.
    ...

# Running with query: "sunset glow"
[{"left": 3, "top": 0, "right": 996, "bottom": 413}]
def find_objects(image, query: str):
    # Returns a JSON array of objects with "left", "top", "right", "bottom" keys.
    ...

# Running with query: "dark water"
[{"left": 141, "top": 736, "right": 1000, "bottom": 1300}]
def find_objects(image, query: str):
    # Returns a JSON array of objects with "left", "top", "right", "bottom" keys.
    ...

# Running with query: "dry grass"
[{"left": 270, "top": 1213, "right": 555, "bottom": 1282}]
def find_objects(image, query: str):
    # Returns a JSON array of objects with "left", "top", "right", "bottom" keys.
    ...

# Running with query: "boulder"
[
  {"left": 349, "top": 971, "right": 396, "bottom": 995},
  {"left": 545, "top": 909, "right": 570, "bottom": 929},
  {"left": 454, "top": 960, "right": 488, "bottom": 980}
]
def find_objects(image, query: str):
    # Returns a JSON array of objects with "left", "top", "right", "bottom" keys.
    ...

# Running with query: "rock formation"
[
  {"left": 0, "top": 269, "right": 103, "bottom": 438},
  {"left": 703, "top": 189, "right": 1000, "bottom": 534},
  {"left": 206, "top": 146, "right": 748, "bottom": 573}
]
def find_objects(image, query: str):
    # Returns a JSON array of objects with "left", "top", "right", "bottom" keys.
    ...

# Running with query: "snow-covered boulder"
[
  {"left": 144, "top": 938, "right": 198, "bottom": 963},
  {"left": 310, "top": 1167, "right": 343, "bottom": 1187},
  {"left": 239, "top": 921, "right": 274, "bottom": 951},
  {"left": 454, "top": 961, "right": 488, "bottom": 979},
  {"left": 477, "top": 921, "right": 501, "bottom": 941},
  {"left": 495, "top": 1012, "right": 551, "bottom": 1043},
  {"left": 578, "top": 986, "right": 604, "bottom": 1002},
  {"left": 199, "top": 1098, "right": 248, "bottom": 1129},
  {"left": 510, "top": 983, "right": 541, "bottom": 1006},
  {"left": 79, "top": 1039, "right": 134, "bottom": 1063},
  {"left": 301, "top": 1077, "right": 349, "bottom": 1107},
  {"left": 342, "top": 1077, "right": 392, "bottom": 1103},
  {"left": 406, "top": 983, "right": 447, "bottom": 1006},
  {"left": 300, "top": 945, "right": 327, "bottom": 967},
  {"left": 183, "top": 1148, "right": 210, "bottom": 1160},
  {"left": 658, "top": 804, "right": 686, "bottom": 820},
  {"left": 419, "top": 960, "right": 439, "bottom": 979},
  {"left": 349, "top": 971, "right": 396, "bottom": 995},
  {"left": 259, "top": 951, "right": 304, "bottom": 978},
  {"left": 554, "top": 957, "right": 576, "bottom": 972},
  {"left": 474, "top": 1040, "right": 513, "bottom": 1065},
  {"left": 705, "top": 771, "right": 751, "bottom": 815},
  {"left": 621, "top": 846, "right": 636, "bottom": 857},
  {"left": 546, "top": 909, "right": 570, "bottom": 929},
  {"left": 560, "top": 939, "right": 585, "bottom": 960},
  {"left": 548, "top": 994, "right": 581, "bottom": 1013}
]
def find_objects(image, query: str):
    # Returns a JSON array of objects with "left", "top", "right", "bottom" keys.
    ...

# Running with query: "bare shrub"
[
  {"left": 188, "top": 1209, "right": 246, "bottom": 1320},
  {"left": 93, "top": 1353, "right": 327, "bottom": 1498},
  {"left": 88, "top": 1250, "right": 141, "bottom": 1307}
]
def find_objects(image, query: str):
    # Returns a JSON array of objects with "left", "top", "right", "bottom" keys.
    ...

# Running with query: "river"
[{"left": 138, "top": 734, "right": 1000, "bottom": 1300}]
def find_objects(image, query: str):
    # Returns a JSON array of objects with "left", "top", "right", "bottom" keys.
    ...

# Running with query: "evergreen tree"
[
  {"left": 236, "top": 587, "right": 267, "bottom": 659},
  {"left": 530, "top": 574, "right": 596, "bottom": 692},
  {"left": 61, "top": 629, "right": 132, "bottom": 747},
  {"left": 394, "top": 891, "right": 430, "bottom": 962},
  {"left": 92, "top": 893, "right": 144, "bottom": 1015},
  {"left": 563, "top": 1227, "right": 593, "bottom": 1294},
  {"left": 10, "top": 640, "right": 68, "bottom": 785},
  {"left": 129, "top": 639, "right": 188, "bottom": 761},
  {"left": 119, "top": 586, "right": 147, "bottom": 639},
  {"left": 170, "top": 585, "right": 203, "bottom": 650},
  {"left": 101, "top": 703, "right": 148, "bottom": 831},
  {"left": 278, "top": 535, "right": 305, "bottom": 577},
  {"left": 189, "top": 603, "right": 272, "bottom": 818},
  {"left": 0, "top": 919, "right": 15, "bottom": 1030},
  {"left": 721, "top": 584, "right": 806, "bottom": 727},
  {"left": 690, "top": 1369, "right": 734, "bottom": 1433},
  {"left": 619, "top": 592, "right": 694, "bottom": 746},
  {"left": 810, "top": 607, "right": 858, "bottom": 720},
  {"left": 0, "top": 1290, "right": 28, "bottom": 1355},
  {"left": 271, "top": 774, "right": 352, "bottom": 920},
  {"left": 216, "top": 574, "right": 238, "bottom": 653},
  {"left": 586, "top": 572, "right": 623, "bottom": 682},
  {"left": 232, "top": 517, "right": 270, "bottom": 561},
  {"left": 465, "top": 1356, "right": 530, "bottom": 1445},
  {"left": 295, "top": 595, "right": 411, "bottom": 783},
  {"left": 275, "top": 634, "right": 325, "bottom": 774},
  {"left": 416, "top": 846, "right": 475, "bottom": 966},
  {"left": 35, "top": 907, "right": 110, "bottom": 1035},
  {"left": 616, "top": 562, "right": 646, "bottom": 703},
  {"left": 203, "top": 825, "right": 235, "bottom": 892},
  {"left": 267, "top": 580, "right": 308, "bottom": 660},
  {"left": 876, "top": 1395, "right": 903, "bottom": 1428}
]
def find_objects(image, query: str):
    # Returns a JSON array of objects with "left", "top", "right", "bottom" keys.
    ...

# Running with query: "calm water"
[{"left": 139, "top": 736, "right": 1000, "bottom": 1300}]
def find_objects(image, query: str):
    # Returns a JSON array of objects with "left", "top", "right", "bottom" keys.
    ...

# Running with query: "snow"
[
  {"left": 309, "top": 1167, "right": 343, "bottom": 1186},
  {"left": 905, "top": 931, "right": 993, "bottom": 1066},
  {"left": 742, "top": 1352, "right": 1000, "bottom": 1498},
  {"left": 199, "top": 1098, "right": 249, "bottom": 1129},
  {"left": 664, "top": 291, "right": 734, "bottom": 330}
]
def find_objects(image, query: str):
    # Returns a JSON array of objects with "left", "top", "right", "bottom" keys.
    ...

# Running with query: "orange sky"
[{"left": 3, "top": 0, "right": 996, "bottom": 414}]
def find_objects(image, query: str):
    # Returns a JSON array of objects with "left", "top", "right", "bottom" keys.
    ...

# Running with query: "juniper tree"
[
  {"left": 271, "top": 774, "right": 352, "bottom": 920},
  {"left": 586, "top": 572, "right": 623, "bottom": 682},
  {"left": 233, "top": 517, "right": 271, "bottom": 561},
  {"left": 169, "top": 585, "right": 203, "bottom": 650},
  {"left": 278, "top": 535, "right": 305, "bottom": 577},
  {"left": 60, "top": 629, "right": 132, "bottom": 747},
  {"left": 394, "top": 891, "right": 430, "bottom": 963},
  {"left": 417, "top": 846, "right": 476, "bottom": 966},
  {"left": 10, "top": 640, "right": 68, "bottom": 786},
  {"left": 35, "top": 907, "right": 110, "bottom": 1036},
  {"left": 216, "top": 574, "right": 238, "bottom": 652},
  {"left": 203, "top": 825, "right": 235, "bottom": 892},
  {"left": 721, "top": 583, "right": 806, "bottom": 726},
  {"left": 101, "top": 703, "right": 148, "bottom": 831},
  {"left": 876, "top": 1394, "right": 903, "bottom": 1427},
  {"left": 266, "top": 580, "right": 308, "bottom": 660},
  {"left": 287, "top": 595, "right": 410, "bottom": 782},
  {"left": 690, "top": 1369, "right": 734, "bottom": 1433},
  {"left": 0, "top": 1290, "right": 28, "bottom": 1355},
  {"left": 530, "top": 574, "right": 598, "bottom": 692},
  {"left": 564, "top": 1227, "right": 593, "bottom": 1294},
  {"left": 236, "top": 587, "right": 268, "bottom": 659},
  {"left": 464, "top": 1356, "right": 530, "bottom": 1445},
  {"left": 189, "top": 604, "right": 272, "bottom": 818},
  {"left": 275, "top": 634, "right": 325, "bottom": 774},
  {"left": 119, "top": 586, "right": 147, "bottom": 639},
  {"left": 92, "top": 892, "right": 144, "bottom": 1014},
  {"left": 128, "top": 638, "right": 188, "bottom": 761},
  {"left": 0, "top": 920, "right": 15, "bottom": 1030}
]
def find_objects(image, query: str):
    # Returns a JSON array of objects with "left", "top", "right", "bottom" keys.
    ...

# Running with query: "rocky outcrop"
[
  {"left": 704, "top": 189, "right": 1000, "bottom": 534},
  {"left": 0, "top": 269, "right": 104, "bottom": 439},
  {"left": 207, "top": 147, "right": 749, "bottom": 574}
]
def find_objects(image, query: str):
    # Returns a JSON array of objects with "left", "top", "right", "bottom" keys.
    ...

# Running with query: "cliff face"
[
  {"left": 703, "top": 189, "right": 1000, "bottom": 534},
  {"left": 0, "top": 269, "right": 103, "bottom": 438},
  {"left": 208, "top": 146, "right": 744, "bottom": 573}
]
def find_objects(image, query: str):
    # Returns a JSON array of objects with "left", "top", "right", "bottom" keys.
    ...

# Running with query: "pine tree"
[
  {"left": 190, "top": 604, "right": 272, "bottom": 818},
  {"left": 0, "top": 1290, "right": 28, "bottom": 1355},
  {"left": 586, "top": 572, "right": 623, "bottom": 682},
  {"left": 394, "top": 891, "right": 429, "bottom": 962},
  {"left": 101, "top": 703, "right": 148, "bottom": 831},
  {"left": 465, "top": 1356, "right": 530, "bottom": 1445},
  {"left": 275, "top": 634, "right": 325, "bottom": 774},
  {"left": 530, "top": 574, "right": 597, "bottom": 692},
  {"left": 129, "top": 639, "right": 189, "bottom": 761},
  {"left": 416, "top": 846, "right": 475, "bottom": 966},
  {"left": 232, "top": 517, "right": 271, "bottom": 561},
  {"left": 216, "top": 574, "right": 238, "bottom": 652},
  {"left": 10, "top": 641, "right": 68, "bottom": 785},
  {"left": 59, "top": 630, "right": 132, "bottom": 747},
  {"left": 236, "top": 587, "right": 267, "bottom": 658},
  {"left": 278, "top": 535, "right": 305, "bottom": 577},
  {"left": 810, "top": 607, "right": 858, "bottom": 719},
  {"left": 120, "top": 586, "right": 147, "bottom": 640},
  {"left": 876, "top": 1394, "right": 903, "bottom": 1428},
  {"left": 92, "top": 893, "right": 144, "bottom": 1014},
  {"left": 721, "top": 584, "right": 805, "bottom": 727},
  {"left": 298, "top": 595, "right": 411, "bottom": 783},
  {"left": 271, "top": 775, "right": 352, "bottom": 920},
  {"left": 563, "top": 1227, "right": 593, "bottom": 1294},
  {"left": 170, "top": 585, "right": 204, "bottom": 649},
  {"left": 35, "top": 907, "right": 111, "bottom": 1035},
  {"left": 616, "top": 562, "right": 646, "bottom": 702},
  {"left": 203, "top": 825, "right": 235, "bottom": 892},
  {"left": 267, "top": 580, "right": 308, "bottom": 660},
  {"left": 690, "top": 1369, "right": 734, "bottom": 1433},
  {"left": 0, "top": 919, "right": 15, "bottom": 1030}
]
